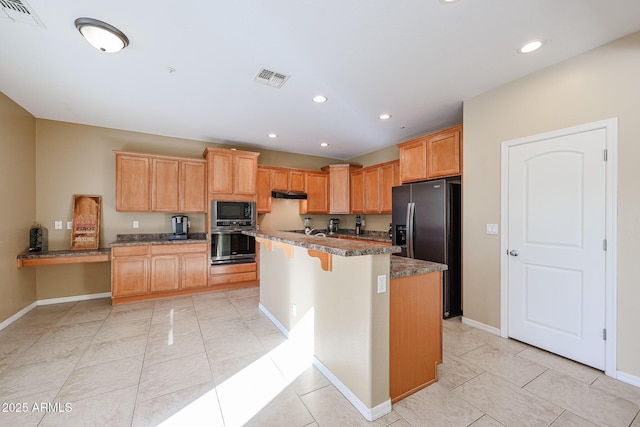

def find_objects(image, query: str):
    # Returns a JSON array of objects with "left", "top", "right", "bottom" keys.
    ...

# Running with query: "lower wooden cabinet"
[
  {"left": 390, "top": 271, "right": 443, "bottom": 403},
  {"left": 209, "top": 262, "right": 257, "bottom": 287},
  {"left": 111, "top": 242, "right": 209, "bottom": 303}
]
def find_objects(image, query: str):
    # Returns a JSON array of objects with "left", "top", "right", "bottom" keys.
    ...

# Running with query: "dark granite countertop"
[
  {"left": 109, "top": 233, "right": 208, "bottom": 246},
  {"left": 286, "top": 229, "right": 392, "bottom": 244},
  {"left": 17, "top": 247, "right": 111, "bottom": 259},
  {"left": 245, "top": 230, "right": 400, "bottom": 257},
  {"left": 390, "top": 255, "right": 447, "bottom": 279}
]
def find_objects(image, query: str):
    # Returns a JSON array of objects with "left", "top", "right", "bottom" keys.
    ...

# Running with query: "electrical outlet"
[
  {"left": 486, "top": 224, "right": 499, "bottom": 235},
  {"left": 377, "top": 275, "right": 387, "bottom": 293},
  {"left": 54, "top": 221, "right": 62, "bottom": 230},
  {"left": 133, "top": 220, "right": 139, "bottom": 229},
  {"left": 67, "top": 221, "right": 73, "bottom": 230}
]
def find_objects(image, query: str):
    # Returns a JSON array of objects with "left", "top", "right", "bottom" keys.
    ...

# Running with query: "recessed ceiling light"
[
  {"left": 320, "top": 142, "right": 329, "bottom": 147},
  {"left": 313, "top": 95, "right": 327, "bottom": 103},
  {"left": 268, "top": 133, "right": 278, "bottom": 138},
  {"left": 519, "top": 40, "right": 544, "bottom": 54},
  {"left": 379, "top": 114, "right": 392, "bottom": 120},
  {"left": 439, "top": 0, "right": 460, "bottom": 3}
]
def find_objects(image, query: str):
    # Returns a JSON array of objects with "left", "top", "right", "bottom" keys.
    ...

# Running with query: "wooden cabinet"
[
  {"left": 398, "top": 125, "right": 462, "bottom": 184},
  {"left": 111, "top": 246, "right": 149, "bottom": 297},
  {"left": 203, "top": 147, "right": 259, "bottom": 200},
  {"left": 256, "top": 166, "right": 272, "bottom": 213},
  {"left": 379, "top": 161, "right": 399, "bottom": 213},
  {"left": 390, "top": 271, "right": 442, "bottom": 403},
  {"left": 115, "top": 151, "right": 206, "bottom": 213},
  {"left": 180, "top": 160, "right": 207, "bottom": 212},
  {"left": 111, "top": 242, "right": 209, "bottom": 304},
  {"left": 301, "top": 172, "right": 329, "bottom": 214},
  {"left": 116, "top": 154, "right": 150, "bottom": 212},
  {"left": 349, "top": 160, "right": 398, "bottom": 214},
  {"left": 289, "top": 170, "right": 305, "bottom": 192},
  {"left": 326, "top": 164, "right": 361, "bottom": 214},
  {"left": 209, "top": 262, "right": 257, "bottom": 287},
  {"left": 351, "top": 169, "right": 364, "bottom": 214},
  {"left": 271, "top": 168, "right": 289, "bottom": 191}
]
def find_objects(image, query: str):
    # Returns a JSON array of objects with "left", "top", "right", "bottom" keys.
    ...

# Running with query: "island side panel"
[{"left": 313, "top": 252, "right": 390, "bottom": 411}]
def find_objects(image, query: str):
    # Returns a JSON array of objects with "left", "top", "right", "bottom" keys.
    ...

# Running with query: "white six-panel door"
[{"left": 506, "top": 126, "right": 608, "bottom": 370}]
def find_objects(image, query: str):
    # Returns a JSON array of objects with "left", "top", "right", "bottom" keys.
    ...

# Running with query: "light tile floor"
[{"left": 0, "top": 288, "right": 639, "bottom": 426}]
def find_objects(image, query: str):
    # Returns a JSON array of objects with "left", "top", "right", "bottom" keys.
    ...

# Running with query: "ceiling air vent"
[
  {"left": 0, "top": 0, "right": 45, "bottom": 27},
  {"left": 254, "top": 68, "right": 290, "bottom": 88}
]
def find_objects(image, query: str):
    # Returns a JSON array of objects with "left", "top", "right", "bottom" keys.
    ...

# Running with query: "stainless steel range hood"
[{"left": 271, "top": 190, "right": 307, "bottom": 200}]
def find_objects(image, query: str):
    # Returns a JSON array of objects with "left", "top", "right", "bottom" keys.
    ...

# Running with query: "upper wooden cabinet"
[
  {"left": 115, "top": 151, "right": 206, "bottom": 213},
  {"left": 256, "top": 166, "right": 272, "bottom": 213},
  {"left": 203, "top": 147, "right": 259, "bottom": 200},
  {"left": 325, "top": 164, "right": 361, "bottom": 214},
  {"left": 301, "top": 171, "right": 329, "bottom": 214},
  {"left": 270, "top": 168, "right": 289, "bottom": 192},
  {"left": 289, "top": 170, "right": 305, "bottom": 192},
  {"left": 350, "top": 160, "right": 399, "bottom": 214},
  {"left": 116, "top": 153, "right": 150, "bottom": 212},
  {"left": 398, "top": 124, "right": 462, "bottom": 184}
]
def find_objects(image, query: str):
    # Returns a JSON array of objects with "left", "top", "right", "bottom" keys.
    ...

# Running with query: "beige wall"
[
  {"left": 463, "top": 32, "right": 640, "bottom": 377},
  {"left": 0, "top": 93, "right": 37, "bottom": 323}
]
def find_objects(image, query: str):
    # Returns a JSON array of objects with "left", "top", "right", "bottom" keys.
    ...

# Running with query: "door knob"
[{"left": 509, "top": 249, "right": 519, "bottom": 256}]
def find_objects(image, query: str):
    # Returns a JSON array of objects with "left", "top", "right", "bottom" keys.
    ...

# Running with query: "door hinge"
[
  {"left": 603, "top": 239, "right": 607, "bottom": 251},
  {"left": 604, "top": 149, "right": 608, "bottom": 161},
  {"left": 603, "top": 328, "right": 607, "bottom": 341}
]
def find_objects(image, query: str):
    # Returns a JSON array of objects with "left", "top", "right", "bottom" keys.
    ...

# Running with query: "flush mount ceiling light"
[
  {"left": 268, "top": 133, "right": 278, "bottom": 138},
  {"left": 313, "top": 95, "right": 327, "bottom": 103},
  {"left": 379, "top": 113, "right": 392, "bottom": 120},
  {"left": 75, "top": 17, "right": 129, "bottom": 53},
  {"left": 519, "top": 40, "right": 544, "bottom": 54}
]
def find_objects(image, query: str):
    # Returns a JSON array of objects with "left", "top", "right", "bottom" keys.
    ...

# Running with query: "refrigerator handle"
[{"left": 407, "top": 202, "right": 415, "bottom": 258}]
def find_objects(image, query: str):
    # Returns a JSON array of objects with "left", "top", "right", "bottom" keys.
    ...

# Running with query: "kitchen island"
[{"left": 245, "top": 230, "right": 447, "bottom": 421}]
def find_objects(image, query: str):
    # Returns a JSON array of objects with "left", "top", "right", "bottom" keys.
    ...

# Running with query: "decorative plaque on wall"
[{"left": 70, "top": 195, "right": 101, "bottom": 250}]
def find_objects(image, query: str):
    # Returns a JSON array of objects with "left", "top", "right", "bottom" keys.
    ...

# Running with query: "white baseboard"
[
  {"left": 461, "top": 316, "right": 501, "bottom": 336},
  {"left": 312, "top": 356, "right": 392, "bottom": 422},
  {"left": 0, "top": 301, "right": 38, "bottom": 331},
  {"left": 616, "top": 370, "right": 640, "bottom": 388},
  {"left": 0, "top": 292, "right": 112, "bottom": 332},
  {"left": 37, "top": 292, "right": 111, "bottom": 306},
  {"left": 258, "top": 303, "right": 290, "bottom": 338}
]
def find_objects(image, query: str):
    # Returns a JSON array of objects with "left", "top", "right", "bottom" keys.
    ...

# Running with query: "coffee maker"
[{"left": 169, "top": 215, "right": 189, "bottom": 240}]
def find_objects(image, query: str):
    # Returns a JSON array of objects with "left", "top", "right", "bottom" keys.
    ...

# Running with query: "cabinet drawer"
[
  {"left": 151, "top": 243, "right": 207, "bottom": 255},
  {"left": 112, "top": 245, "right": 149, "bottom": 257},
  {"left": 210, "top": 263, "right": 256, "bottom": 275},
  {"left": 210, "top": 272, "right": 256, "bottom": 285}
]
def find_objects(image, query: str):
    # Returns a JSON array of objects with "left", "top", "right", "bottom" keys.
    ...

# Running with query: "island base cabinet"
[{"left": 389, "top": 271, "right": 442, "bottom": 403}]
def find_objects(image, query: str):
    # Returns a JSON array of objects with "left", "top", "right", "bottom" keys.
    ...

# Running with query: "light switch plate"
[
  {"left": 377, "top": 275, "right": 387, "bottom": 293},
  {"left": 133, "top": 220, "right": 139, "bottom": 229},
  {"left": 486, "top": 224, "right": 499, "bottom": 235},
  {"left": 54, "top": 221, "right": 62, "bottom": 230},
  {"left": 67, "top": 221, "right": 73, "bottom": 230}
]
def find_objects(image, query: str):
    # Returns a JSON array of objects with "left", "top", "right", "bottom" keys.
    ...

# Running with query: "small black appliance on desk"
[{"left": 169, "top": 215, "right": 188, "bottom": 240}]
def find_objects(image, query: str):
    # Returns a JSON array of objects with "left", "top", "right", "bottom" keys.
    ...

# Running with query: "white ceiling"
[{"left": 2, "top": 0, "right": 640, "bottom": 160}]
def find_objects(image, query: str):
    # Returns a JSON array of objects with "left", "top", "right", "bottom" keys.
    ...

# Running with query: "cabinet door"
[
  {"left": 234, "top": 154, "right": 257, "bottom": 195},
  {"left": 329, "top": 165, "right": 351, "bottom": 214},
  {"left": 112, "top": 255, "right": 148, "bottom": 297},
  {"left": 116, "top": 154, "right": 150, "bottom": 212},
  {"left": 305, "top": 173, "right": 329, "bottom": 213},
  {"left": 379, "top": 161, "right": 398, "bottom": 214},
  {"left": 181, "top": 252, "right": 208, "bottom": 289},
  {"left": 426, "top": 128, "right": 461, "bottom": 179},
  {"left": 151, "top": 158, "right": 180, "bottom": 212},
  {"left": 363, "top": 167, "right": 380, "bottom": 213},
  {"left": 399, "top": 138, "right": 428, "bottom": 184},
  {"left": 350, "top": 170, "right": 364, "bottom": 214},
  {"left": 180, "top": 160, "right": 206, "bottom": 212},
  {"left": 208, "top": 151, "right": 234, "bottom": 195},
  {"left": 271, "top": 168, "right": 289, "bottom": 191},
  {"left": 257, "top": 167, "right": 272, "bottom": 213},
  {"left": 150, "top": 254, "right": 180, "bottom": 292},
  {"left": 289, "top": 170, "right": 306, "bottom": 192}
]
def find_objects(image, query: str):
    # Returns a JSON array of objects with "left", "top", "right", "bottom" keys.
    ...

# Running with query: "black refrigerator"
[{"left": 392, "top": 178, "right": 462, "bottom": 319}]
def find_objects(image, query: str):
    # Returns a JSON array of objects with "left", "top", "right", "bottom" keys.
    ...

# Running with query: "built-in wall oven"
[{"left": 211, "top": 201, "right": 256, "bottom": 265}]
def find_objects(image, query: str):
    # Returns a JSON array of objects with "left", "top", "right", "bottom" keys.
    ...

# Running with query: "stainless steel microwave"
[{"left": 211, "top": 200, "right": 256, "bottom": 230}]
